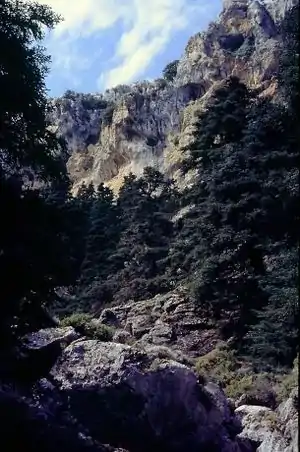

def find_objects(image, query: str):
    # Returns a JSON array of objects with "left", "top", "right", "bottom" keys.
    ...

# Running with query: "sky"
[{"left": 36, "top": 0, "right": 223, "bottom": 97}]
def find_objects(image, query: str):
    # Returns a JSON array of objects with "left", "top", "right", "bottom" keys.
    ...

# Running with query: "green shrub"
[
  {"left": 195, "top": 344, "right": 278, "bottom": 402},
  {"left": 162, "top": 60, "right": 179, "bottom": 82},
  {"left": 226, "top": 373, "right": 277, "bottom": 407},
  {"left": 195, "top": 344, "right": 238, "bottom": 386},
  {"left": 60, "top": 313, "right": 114, "bottom": 342}
]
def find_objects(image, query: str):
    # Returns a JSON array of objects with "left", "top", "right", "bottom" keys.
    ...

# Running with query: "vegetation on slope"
[{"left": 0, "top": 0, "right": 298, "bottom": 379}]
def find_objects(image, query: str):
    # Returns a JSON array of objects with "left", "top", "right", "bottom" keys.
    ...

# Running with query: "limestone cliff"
[{"left": 49, "top": 0, "right": 294, "bottom": 194}]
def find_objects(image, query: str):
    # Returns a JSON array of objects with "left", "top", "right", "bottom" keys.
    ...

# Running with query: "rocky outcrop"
[
  {"left": 97, "top": 289, "right": 221, "bottom": 359},
  {"left": 51, "top": 339, "right": 251, "bottom": 452},
  {"left": 263, "top": 0, "right": 297, "bottom": 24},
  {"left": 236, "top": 387, "right": 299, "bottom": 451},
  {"left": 1, "top": 326, "right": 297, "bottom": 452},
  {"left": 23, "top": 326, "right": 80, "bottom": 349},
  {"left": 175, "top": 0, "right": 278, "bottom": 88},
  {"left": 0, "top": 327, "right": 80, "bottom": 386},
  {"left": 49, "top": 0, "right": 293, "bottom": 194},
  {"left": 0, "top": 380, "right": 129, "bottom": 452}
]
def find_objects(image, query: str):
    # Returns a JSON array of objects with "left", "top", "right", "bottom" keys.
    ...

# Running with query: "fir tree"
[
  {"left": 107, "top": 168, "right": 175, "bottom": 304},
  {"left": 77, "top": 183, "right": 120, "bottom": 310},
  {"left": 169, "top": 78, "right": 269, "bottom": 343},
  {"left": 245, "top": 246, "right": 298, "bottom": 369}
]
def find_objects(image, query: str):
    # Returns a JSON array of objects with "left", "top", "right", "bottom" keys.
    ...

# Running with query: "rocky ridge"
[
  {"left": 97, "top": 289, "right": 222, "bottom": 359},
  {"left": 49, "top": 0, "right": 295, "bottom": 194}
]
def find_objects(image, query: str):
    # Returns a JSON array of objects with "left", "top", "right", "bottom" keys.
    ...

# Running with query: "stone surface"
[
  {"left": 263, "top": 0, "right": 297, "bottom": 24},
  {"left": 235, "top": 388, "right": 277, "bottom": 410},
  {"left": 0, "top": 381, "right": 129, "bottom": 452},
  {"left": 48, "top": 0, "right": 294, "bottom": 194},
  {"left": 2, "top": 325, "right": 297, "bottom": 452},
  {"left": 236, "top": 387, "right": 299, "bottom": 451},
  {"left": 97, "top": 289, "right": 221, "bottom": 359},
  {"left": 23, "top": 326, "right": 80, "bottom": 349},
  {"left": 51, "top": 339, "right": 250, "bottom": 452}
]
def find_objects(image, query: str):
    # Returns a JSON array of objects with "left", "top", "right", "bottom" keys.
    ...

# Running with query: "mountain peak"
[{"left": 49, "top": 0, "right": 293, "bottom": 195}]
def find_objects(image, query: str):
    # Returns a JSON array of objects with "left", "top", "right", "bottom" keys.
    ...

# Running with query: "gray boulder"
[
  {"left": 236, "top": 387, "right": 298, "bottom": 451},
  {"left": 51, "top": 339, "right": 250, "bottom": 452},
  {"left": 0, "top": 381, "right": 129, "bottom": 452},
  {"left": 23, "top": 326, "right": 80, "bottom": 349}
]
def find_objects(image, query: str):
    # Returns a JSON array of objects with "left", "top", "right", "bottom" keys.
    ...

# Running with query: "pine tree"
[
  {"left": 169, "top": 77, "right": 270, "bottom": 343},
  {"left": 168, "top": 64, "right": 299, "bottom": 361},
  {"left": 278, "top": 4, "right": 299, "bottom": 114},
  {"left": 76, "top": 183, "right": 120, "bottom": 311},
  {"left": 245, "top": 246, "right": 298, "bottom": 369},
  {"left": 241, "top": 9, "right": 299, "bottom": 367},
  {"left": 107, "top": 168, "right": 175, "bottom": 304},
  {"left": 182, "top": 76, "right": 249, "bottom": 173}
]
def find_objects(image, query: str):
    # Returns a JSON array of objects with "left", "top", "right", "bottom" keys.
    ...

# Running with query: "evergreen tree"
[
  {"left": 0, "top": 0, "right": 64, "bottom": 180},
  {"left": 278, "top": 4, "right": 299, "bottom": 114},
  {"left": 182, "top": 76, "right": 249, "bottom": 173},
  {"left": 245, "top": 246, "right": 298, "bottom": 369},
  {"left": 163, "top": 60, "right": 179, "bottom": 82},
  {"left": 169, "top": 68, "right": 298, "bottom": 364},
  {"left": 0, "top": 0, "right": 68, "bottom": 341},
  {"left": 170, "top": 77, "right": 281, "bottom": 344},
  {"left": 242, "top": 7, "right": 299, "bottom": 367},
  {"left": 106, "top": 168, "right": 175, "bottom": 304},
  {"left": 77, "top": 183, "right": 120, "bottom": 311}
]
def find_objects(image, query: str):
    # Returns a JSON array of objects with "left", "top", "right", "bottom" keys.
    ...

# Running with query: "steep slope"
[{"left": 49, "top": 0, "right": 294, "bottom": 193}]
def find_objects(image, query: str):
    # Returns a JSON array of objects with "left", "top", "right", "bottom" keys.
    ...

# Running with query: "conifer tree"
[
  {"left": 169, "top": 77, "right": 269, "bottom": 342},
  {"left": 0, "top": 0, "right": 68, "bottom": 341},
  {"left": 76, "top": 184, "right": 120, "bottom": 310},
  {"left": 245, "top": 246, "right": 298, "bottom": 369},
  {"left": 107, "top": 168, "right": 175, "bottom": 304}
]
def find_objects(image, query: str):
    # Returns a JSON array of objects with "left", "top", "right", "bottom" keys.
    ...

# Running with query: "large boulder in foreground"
[
  {"left": 0, "top": 380, "right": 128, "bottom": 452},
  {"left": 51, "top": 340, "right": 251, "bottom": 452}
]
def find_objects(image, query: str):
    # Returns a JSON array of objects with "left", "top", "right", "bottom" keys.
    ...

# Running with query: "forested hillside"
[
  {"left": 0, "top": 0, "right": 298, "bottom": 379},
  {"left": 53, "top": 4, "right": 298, "bottom": 371},
  {"left": 0, "top": 2, "right": 298, "bottom": 451}
]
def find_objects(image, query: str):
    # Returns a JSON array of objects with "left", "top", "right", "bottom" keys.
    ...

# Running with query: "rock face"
[
  {"left": 48, "top": 0, "right": 293, "bottom": 194},
  {"left": 1, "top": 327, "right": 297, "bottom": 452},
  {"left": 23, "top": 326, "right": 80, "bottom": 349},
  {"left": 51, "top": 339, "right": 249, "bottom": 452},
  {"left": 97, "top": 289, "right": 221, "bottom": 359},
  {"left": 0, "top": 379, "right": 128, "bottom": 452},
  {"left": 262, "top": 0, "right": 297, "bottom": 24},
  {"left": 236, "top": 387, "right": 299, "bottom": 451}
]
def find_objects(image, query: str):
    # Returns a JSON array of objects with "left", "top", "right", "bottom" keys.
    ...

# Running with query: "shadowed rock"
[{"left": 51, "top": 339, "right": 251, "bottom": 452}]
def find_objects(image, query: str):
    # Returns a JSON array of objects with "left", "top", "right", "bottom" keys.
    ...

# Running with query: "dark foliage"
[
  {"left": 79, "top": 168, "right": 178, "bottom": 309},
  {"left": 102, "top": 104, "right": 115, "bottom": 126},
  {"left": 167, "top": 65, "right": 298, "bottom": 367},
  {"left": 162, "top": 60, "right": 179, "bottom": 82},
  {"left": 76, "top": 183, "right": 120, "bottom": 311},
  {"left": 0, "top": 0, "right": 72, "bottom": 343},
  {"left": 0, "top": 0, "right": 297, "bottom": 378}
]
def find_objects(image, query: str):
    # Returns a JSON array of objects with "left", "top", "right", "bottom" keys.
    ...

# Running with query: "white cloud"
[
  {"left": 36, "top": 0, "right": 220, "bottom": 90},
  {"left": 102, "top": 0, "right": 191, "bottom": 88},
  {"left": 37, "top": 0, "right": 125, "bottom": 36}
]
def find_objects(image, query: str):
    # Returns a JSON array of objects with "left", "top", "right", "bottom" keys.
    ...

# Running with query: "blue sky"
[{"left": 37, "top": 0, "right": 222, "bottom": 97}]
